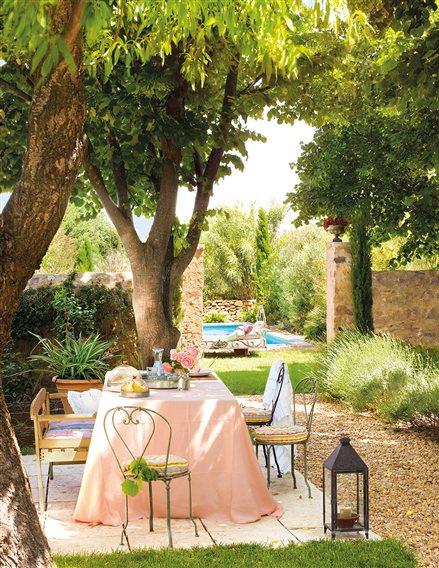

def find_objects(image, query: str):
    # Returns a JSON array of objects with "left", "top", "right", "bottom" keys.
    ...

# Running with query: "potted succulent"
[
  {"left": 30, "top": 333, "right": 114, "bottom": 411},
  {"left": 323, "top": 217, "right": 349, "bottom": 242}
]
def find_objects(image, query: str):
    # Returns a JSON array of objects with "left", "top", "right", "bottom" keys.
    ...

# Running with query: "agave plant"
[{"left": 30, "top": 333, "right": 114, "bottom": 381}]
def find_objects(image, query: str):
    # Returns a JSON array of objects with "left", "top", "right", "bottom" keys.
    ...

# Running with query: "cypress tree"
[
  {"left": 350, "top": 215, "right": 374, "bottom": 333},
  {"left": 255, "top": 209, "right": 271, "bottom": 302},
  {"left": 75, "top": 238, "right": 94, "bottom": 272}
]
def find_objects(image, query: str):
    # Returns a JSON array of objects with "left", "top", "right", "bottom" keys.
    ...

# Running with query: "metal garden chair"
[
  {"left": 253, "top": 375, "right": 317, "bottom": 498},
  {"left": 103, "top": 406, "right": 198, "bottom": 549},
  {"left": 241, "top": 362, "right": 286, "bottom": 477}
]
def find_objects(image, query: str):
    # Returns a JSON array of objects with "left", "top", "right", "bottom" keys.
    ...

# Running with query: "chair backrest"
[
  {"left": 103, "top": 406, "right": 173, "bottom": 478},
  {"left": 292, "top": 375, "right": 317, "bottom": 433},
  {"left": 269, "top": 362, "right": 286, "bottom": 424}
]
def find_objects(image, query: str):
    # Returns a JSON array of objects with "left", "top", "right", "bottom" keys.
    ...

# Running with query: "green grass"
[
  {"left": 55, "top": 540, "right": 415, "bottom": 568},
  {"left": 203, "top": 348, "right": 321, "bottom": 395}
]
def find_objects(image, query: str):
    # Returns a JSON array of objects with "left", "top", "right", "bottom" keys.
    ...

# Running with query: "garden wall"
[
  {"left": 204, "top": 299, "right": 256, "bottom": 322},
  {"left": 327, "top": 242, "right": 439, "bottom": 346},
  {"left": 26, "top": 249, "right": 204, "bottom": 350}
]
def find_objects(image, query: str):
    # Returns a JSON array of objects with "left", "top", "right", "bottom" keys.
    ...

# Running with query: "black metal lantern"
[{"left": 323, "top": 437, "right": 369, "bottom": 539}]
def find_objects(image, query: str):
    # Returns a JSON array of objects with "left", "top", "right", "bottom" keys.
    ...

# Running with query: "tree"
[
  {"left": 350, "top": 215, "right": 374, "bottom": 333},
  {"left": 255, "top": 209, "right": 271, "bottom": 303},
  {"left": 74, "top": 1, "right": 371, "bottom": 364},
  {"left": 203, "top": 206, "right": 257, "bottom": 300},
  {"left": 0, "top": 1, "right": 88, "bottom": 565}
]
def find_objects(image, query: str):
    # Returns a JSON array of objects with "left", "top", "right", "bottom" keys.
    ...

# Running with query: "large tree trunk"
[{"left": 0, "top": 2, "right": 86, "bottom": 566}]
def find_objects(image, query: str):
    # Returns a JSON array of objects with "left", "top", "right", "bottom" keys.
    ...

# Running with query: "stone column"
[
  {"left": 326, "top": 242, "right": 354, "bottom": 341},
  {"left": 180, "top": 247, "right": 204, "bottom": 350}
]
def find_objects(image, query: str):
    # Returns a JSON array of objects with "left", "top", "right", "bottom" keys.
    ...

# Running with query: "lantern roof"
[{"left": 324, "top": 437, "right": 368, "bottom": 472}]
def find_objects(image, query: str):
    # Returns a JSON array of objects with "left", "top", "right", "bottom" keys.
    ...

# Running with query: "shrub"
[
  {"left": 204, "top": 312, "right": 226, "bottom": 323},
  {"left": 303, "top": 303, "right": 326, "bottom": 341},
  {"left": 319, "top": 332, "right": 439, "bottom": 427},
  {"left": 240, "top": 306, "right": 259, "bottom": 322},
  {"left": 1, "top": 346, "right": 39, "bottom": 405}
]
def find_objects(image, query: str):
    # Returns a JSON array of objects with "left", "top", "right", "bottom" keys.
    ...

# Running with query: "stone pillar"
[
  {"left": 326, "top": 242, "right": 354, "bottom": 341},
  {"left": 180, "top": 247, "right": 204, "bottom": 350}
]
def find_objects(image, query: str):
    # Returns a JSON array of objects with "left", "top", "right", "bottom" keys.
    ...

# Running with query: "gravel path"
[{"left": 246, "top": 395, "right": 439, "bottom": 567}]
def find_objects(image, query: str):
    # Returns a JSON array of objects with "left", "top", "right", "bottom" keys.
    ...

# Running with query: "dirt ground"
[{"left": 295, "top": 399, "right": 439, "bottom": 568}]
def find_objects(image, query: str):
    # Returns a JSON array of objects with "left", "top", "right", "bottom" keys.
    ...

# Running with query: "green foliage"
[
  {"left": 75, "top": 239, "right": 94, "bottom": 272},
  {"left": 204, "top": 312, "right": 226, "bottom": 324},
  {"left": 265, "top": 226, "right": 327, "bottom": 338},
  {"left": 30, "top": 333, "right": 114, "bottom": 381},
  {"left": 0, "top": 345, "right": 38, "bottom": 405},
  {"left": 40, "top": 228, "right": 76, "bottom": 274},
  {"left": 240, "top": 306, "right": 259, "bottom": 323},
  {"left": 350, "top": 218, "right": 374, "bottom": 333},
  {"left": 319, "top": 332, "right": 439, "bottom": 427},
  {"left": 52, "top": 277, "right": 96, "bottom": 338},
  {"left": 203, "top": 207, "right": 257, "bottom": 300},
  {"left": 121, "top": 457, "right": 159, "bottom": 497},
  {"left": 11, "top": 281, "right": 137, "bottom": 362},
  {"left": 255, "top": 209, "right": 271, "bottom": 303}
]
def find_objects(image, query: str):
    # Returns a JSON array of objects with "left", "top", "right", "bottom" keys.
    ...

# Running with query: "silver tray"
[
  {"left": 121, "top": 390, "right": 150, "bottom": 398},
  {"left": 144, "top": 379, "right": 179, "bottom": 389}
]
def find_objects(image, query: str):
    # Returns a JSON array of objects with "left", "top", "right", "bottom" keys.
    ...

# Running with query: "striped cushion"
[
  {"left": 242, "top": 407, "right": 271, "bottom": 424},
  {"left": 146, "top": 454, "right": 189, "bottom": 476},
  {"left": 253, "top": 424, "right": 308, "bottom": 444},
  {"left": 44, "top": 420, "right": 95, "bottom": 440}
]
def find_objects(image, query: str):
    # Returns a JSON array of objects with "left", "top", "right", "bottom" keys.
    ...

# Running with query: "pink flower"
[
  {"left": 186, "top": 346, "right": 198, "bottom": 357},
  {"left": 170, "top": 349, "right": 180, "bottom": 362},
  {"left": 180, "top": 354, "right": 196, "bottom": 370}
]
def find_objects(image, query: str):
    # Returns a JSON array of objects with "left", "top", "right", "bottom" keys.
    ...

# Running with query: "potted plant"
[
  {"left": 30, "top": 333, "right": 114, "bottom": 411},
  {"left": 323, "top": 217, "right": 349, "bottom": 242}
]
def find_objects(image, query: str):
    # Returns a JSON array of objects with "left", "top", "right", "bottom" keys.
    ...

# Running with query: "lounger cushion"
[
  {"left": 145, "top": 454, "right": 189, "bottom": 476},
  {"left": 242, "top": 407, "right": 271, "bottom": 424},
  {"left": 44, "top": 420, "right": 95, "bottom": 440},
  {"left": 253, "top": 424, "right": 308, "bottom": 444}
]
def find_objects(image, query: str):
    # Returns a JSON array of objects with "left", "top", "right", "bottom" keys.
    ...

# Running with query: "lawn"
[
  {"left": 203, "top": 347, "right": 321, "bottom": 395},
  {"left": 55, "top": 541, "right": 415, "bottom": 568}
]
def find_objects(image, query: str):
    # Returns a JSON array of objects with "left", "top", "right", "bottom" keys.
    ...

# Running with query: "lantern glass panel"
[
  {"left": 323, "top": 467, "right": 332, "bottom": 527},
  {"left": 336, "top": 472, "right": 365, "bottom": 530}
]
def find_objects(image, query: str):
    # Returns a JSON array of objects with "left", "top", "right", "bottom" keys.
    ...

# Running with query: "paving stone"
[{"left": 202, "top": 516, "right": 299, "bottom": 546}]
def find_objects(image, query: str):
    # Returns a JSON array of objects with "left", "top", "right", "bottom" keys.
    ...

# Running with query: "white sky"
[{"left": 0, "top": 119, "right": 315, "bottom": 237}]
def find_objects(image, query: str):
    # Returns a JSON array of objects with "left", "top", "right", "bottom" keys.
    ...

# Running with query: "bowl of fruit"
[{"left": 120, "top": 377, "right": 150, "bottom": 398}]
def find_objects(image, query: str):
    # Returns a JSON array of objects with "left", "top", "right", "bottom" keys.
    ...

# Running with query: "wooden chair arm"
[
  {"left": 36, "top": 413, "right": 96, "bottom": 422},
  {"left": 30, "top": 388, "right": 47, "bottom": 419}
]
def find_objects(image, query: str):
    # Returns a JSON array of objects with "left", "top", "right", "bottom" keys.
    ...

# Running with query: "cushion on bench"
[{"left": 44, "top": 420, "right": 95, "bottom": 440}]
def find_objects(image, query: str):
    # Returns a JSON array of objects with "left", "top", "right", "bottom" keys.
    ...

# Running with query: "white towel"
[{"left": 262, "top": 360, "right": 293, "bottom": 473}]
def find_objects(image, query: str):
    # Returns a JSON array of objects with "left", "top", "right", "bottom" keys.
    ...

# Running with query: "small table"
[{"left": 73, "top": 375, "right": 281, "bottom": 525}]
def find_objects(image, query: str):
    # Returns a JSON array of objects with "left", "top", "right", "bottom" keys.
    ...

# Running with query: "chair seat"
[
  {"left": 146, "top": 454, "right": 189, "bottom": 476},
  {"left": 242, "top": 406, "right": 271, "bottom": 424},
  {"left": 44, "top": 420, "right": 95, "bottom": 440},
  {"left": 253, "top": 424, "right": 309, "bottom": 444}
]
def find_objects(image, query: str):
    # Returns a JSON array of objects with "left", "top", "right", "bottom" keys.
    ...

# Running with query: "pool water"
[{"left": 203, "top": 323, "right": 294, "bottom": 346}]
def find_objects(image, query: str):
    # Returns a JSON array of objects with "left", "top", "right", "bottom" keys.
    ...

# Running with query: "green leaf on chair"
[{"left": 122, "top": 478, "right": 139, "bottom": 497}]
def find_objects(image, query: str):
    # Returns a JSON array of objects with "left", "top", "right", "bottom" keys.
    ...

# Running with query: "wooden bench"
[{"left": 30, "top": 388, "right": 95, "bottom": 511}]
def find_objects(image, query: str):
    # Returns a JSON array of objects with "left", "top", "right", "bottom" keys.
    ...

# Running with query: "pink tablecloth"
[{"left": 73, "top": 377, "right": 281, "bottom": 525}]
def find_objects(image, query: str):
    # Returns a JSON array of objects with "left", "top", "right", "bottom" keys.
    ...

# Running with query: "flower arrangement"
[
  {"left": 323, "top": 217, "right": 349, "bottom": 230},
  {"left": 163, "top": 346, "right": 200, "bottom": 375}
]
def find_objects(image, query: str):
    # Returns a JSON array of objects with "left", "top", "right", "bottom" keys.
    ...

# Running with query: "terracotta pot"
[
  {"left": 337, "top": 513, "right": 360, "bottom": 530},
  {"left": 53, "top": 377, "right": 103, "bottom": 413},
  {"left": 326, "top": 224, "right": 346, "bottom": 242}
]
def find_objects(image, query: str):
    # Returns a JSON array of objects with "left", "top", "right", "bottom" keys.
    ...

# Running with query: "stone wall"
[
  {"left": 326, "top": 242, "right": 439, "bottom": 346},
  {"left": 203, "top": 299, "right": 257, "bottom": 322},
  {"left": 27, "top": 250, "right": 204, "bottom": 349},
  {"left": 180, "top": 248, "right": 204, "bottom": 350}
]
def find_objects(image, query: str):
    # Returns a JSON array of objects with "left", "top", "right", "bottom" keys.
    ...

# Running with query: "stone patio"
[{"left": 23, "top": 454, "right": 379, "bottom": 555}]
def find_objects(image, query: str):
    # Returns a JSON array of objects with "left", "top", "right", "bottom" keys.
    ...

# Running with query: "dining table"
[{"left": 73, "top": 374, "right": 282, "bottom": 526}]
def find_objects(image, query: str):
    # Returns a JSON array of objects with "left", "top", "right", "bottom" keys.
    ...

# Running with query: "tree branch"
[
  {"left": 83, "top": 140, "right": 140, "bottom": 250},
  {"left": 64, "top": 0, "right": 87, "bottom": 50},
  {"left": 0, "top": 77, "right": 32, "bottom": 102},
  {"left": 107, "top": 132, "right": 132, "bottom": 219},
  {"left": 171, "top": 57, "right": 240, "bottom": 281}
]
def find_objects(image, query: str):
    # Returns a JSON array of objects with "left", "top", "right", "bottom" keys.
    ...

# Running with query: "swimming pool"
[{"left": 203, "top": 323, "right": 304, "bottom": 347}]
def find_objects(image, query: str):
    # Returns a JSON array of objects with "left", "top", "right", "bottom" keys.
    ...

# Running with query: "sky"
[{"left": 0, "top": 118, "right": 315, "bottom": 238}]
